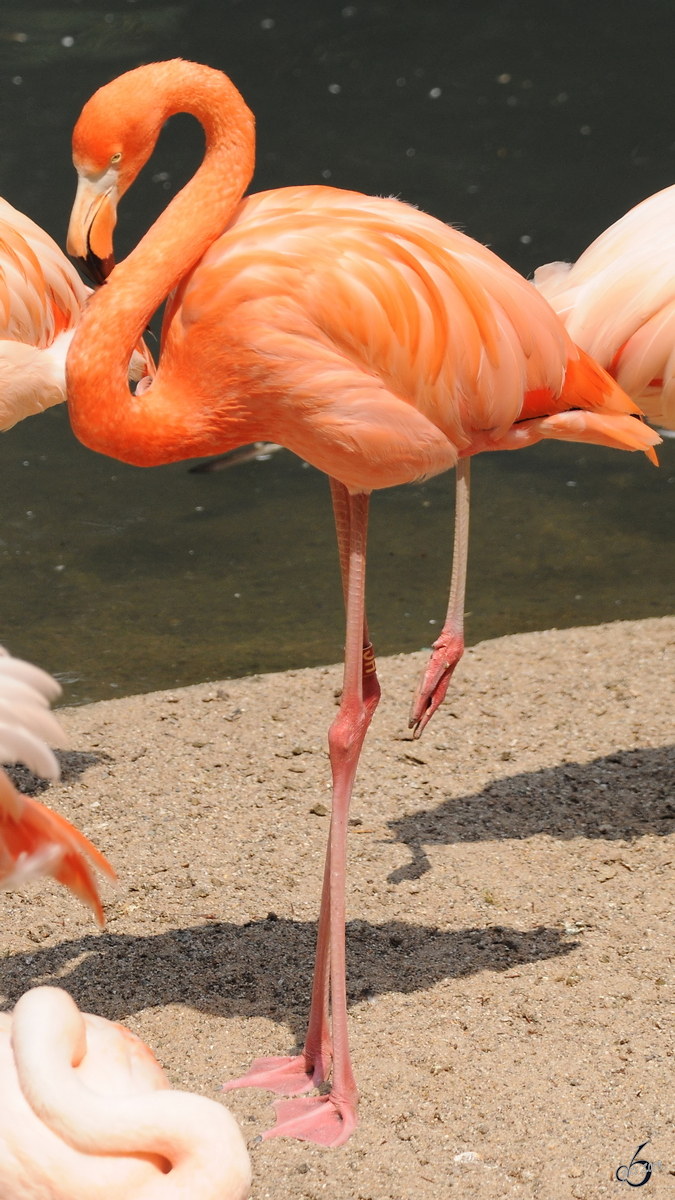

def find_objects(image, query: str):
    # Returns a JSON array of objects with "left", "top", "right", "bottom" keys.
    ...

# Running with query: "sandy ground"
[{"left": 1, "top": 616, "right": 675, "bottom": 1198}]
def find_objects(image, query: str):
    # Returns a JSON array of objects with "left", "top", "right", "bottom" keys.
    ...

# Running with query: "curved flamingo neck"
[{"left": 66, "top": 62, "right": 255, "bottom": 463}]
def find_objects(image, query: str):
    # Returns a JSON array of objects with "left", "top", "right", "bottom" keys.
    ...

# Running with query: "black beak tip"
[{"left": 72, "top": 248, "right": 115, "bottom": 288}]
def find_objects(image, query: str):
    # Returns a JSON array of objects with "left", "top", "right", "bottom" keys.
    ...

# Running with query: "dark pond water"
[{"left": 0, "top": 0, "right": 674, "bottom": 703}]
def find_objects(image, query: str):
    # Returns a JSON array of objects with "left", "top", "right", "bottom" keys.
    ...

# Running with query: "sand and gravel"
[{"left": 1, "top": 615, "right": 675, "bottom": 1198}]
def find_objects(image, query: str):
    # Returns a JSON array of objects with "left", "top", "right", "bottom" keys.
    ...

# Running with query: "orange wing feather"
[
  {"left": 0, "top": 650, "right": 115, "bottom": 923},
  {"left": 0, "top": 772, "right": 116, "bottom": 924},
  {"left": 76, "top": 175, "right": 660, "bottom": 478},
  {"left": 175, "top": 186, "right": 655, "bottom": 474}
]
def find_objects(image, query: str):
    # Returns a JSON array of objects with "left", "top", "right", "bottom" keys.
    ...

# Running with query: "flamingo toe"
[
  {"left": 222, "top": 1053, "right": 325, "bottom": 1097},
  {"left": 409, "top": 631, "right": 464, "bottom": 738},
  {"left": 263, "top": 1094, "right": 358, "bottom": 1147}
]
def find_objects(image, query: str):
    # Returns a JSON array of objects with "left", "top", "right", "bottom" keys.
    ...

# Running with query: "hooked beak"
[{"left": 67, "top": 172, "right": 118, "bottom": 286}]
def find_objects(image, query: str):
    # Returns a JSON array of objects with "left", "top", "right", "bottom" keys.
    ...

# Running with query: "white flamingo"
[
  {"left": 0, "top": 986, "right": 251, "bottom": 1199},
  {"left": 0, "top": 193, "right": 154, "bottom": 916}
]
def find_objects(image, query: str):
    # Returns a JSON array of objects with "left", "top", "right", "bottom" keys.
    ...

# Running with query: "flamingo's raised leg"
[
  {"left": 225, "top": 487, "right": 376, "bottom": 1146},
  {"left": 224, "top": 485, "right": 379, "bottom": 1143},
  {"left": 409, "top": 457, "right": 470, "bottom": 738}
]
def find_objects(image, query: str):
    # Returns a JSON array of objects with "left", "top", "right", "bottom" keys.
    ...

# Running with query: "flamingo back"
[
  {"left": 0, "top": 196, "right": 155, "bottom": 432},
  {"left": 180, "top": 187, "right": 578, "bottom": 447},
  {"left": 0, "top": 989, "right": 173, "bottom": 1197},
  {"left": 167, "top": 186, "right": 643, "bottom": 481}
]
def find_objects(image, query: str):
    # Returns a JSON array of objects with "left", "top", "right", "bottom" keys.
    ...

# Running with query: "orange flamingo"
[
  {"left": 0, "top": 646, "right": 115, "bottom": 922},
  {"left": 0, "top": 986, "right": 251, "bottom": 1198},
  {"left": 64, "top": 60, "right": 659, "bottom": 1147},
  {"left": 534, "top": 182, "right": 675, "bottom": 430}
]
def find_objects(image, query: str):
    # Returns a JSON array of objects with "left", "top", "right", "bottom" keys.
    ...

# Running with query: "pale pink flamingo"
[
  {"left": 0, "top": 646, "right": 115, "bottom": 922},
  {"left": 0, "top": 985, "right": 251, "bottom": 1199},
  {"left": 0, "top": 195, "right": 155, "bottom": 917},
  {"left": 0, "top": 195, "right": 151, "bottom": 431},
  {"left": 534, "top": 182, "right": 675, "bottom": 430},
  {"left": 64, "top": 59, "right": 660, "bottom": 1146},
  {"left": 415, "top": 190, "right": 675, "bottom": 736}
]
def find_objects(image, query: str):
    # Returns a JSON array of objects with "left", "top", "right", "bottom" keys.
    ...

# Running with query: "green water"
[
  {"left": 3, "top": 410, "right": 673, "bottom": 704},
  {"left": 0, "top": 0, "right": 673, "bottom": 703}
]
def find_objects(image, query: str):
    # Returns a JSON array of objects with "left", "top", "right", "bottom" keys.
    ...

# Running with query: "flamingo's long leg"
[
  {"left": 223, "top": 482, "right": 379, "bottom": 1107},
  {"left": 264, "top": 489, "right": 374, "bottom": 1146},
  {"left": 296, "top": 481, "right": 380, "bottom": 1073},
  {"left": 409, "top": 457, "right": 470, "bottom": 737}
]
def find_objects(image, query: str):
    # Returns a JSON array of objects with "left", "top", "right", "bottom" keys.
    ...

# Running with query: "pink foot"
[
  {"left": 409, "top": 631, "right": 464, "bottom": 738},
  {"left": 263, "top": 1093, "right": 358, "bottom": 1147},
  {"left": 222, "top": 1052, "right": 327, "bottom": 1097}
]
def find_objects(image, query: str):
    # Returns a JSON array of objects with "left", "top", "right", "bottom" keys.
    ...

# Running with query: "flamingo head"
[
  {"left": 67, "top": 60, "right": 256, "bottom": 287},
  {"left": 67, "top": 63, "right": 174, "bottom": 284}
]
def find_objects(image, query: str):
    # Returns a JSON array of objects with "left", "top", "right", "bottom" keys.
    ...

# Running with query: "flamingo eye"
[{"left": 110, "top": 152, "right": 122, "bottom": 164}]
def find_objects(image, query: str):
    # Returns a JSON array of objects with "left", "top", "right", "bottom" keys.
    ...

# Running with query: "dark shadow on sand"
[
  {"left": 0, "top": 917, "right": 575, "bottom": 1040},
  {"left": 387, "top": 744, "right": 675, "bottom": 882},
  {"left": 6, "top": 750, "right": 110, "bottom": 797}
]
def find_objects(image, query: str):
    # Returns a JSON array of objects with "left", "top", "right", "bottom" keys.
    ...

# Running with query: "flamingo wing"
[
  {"left": 162, "top": 187, "right": 638, "bottom": 477},
  {"left": 175, "top": 187, "right": 574, "bottom": 442}
]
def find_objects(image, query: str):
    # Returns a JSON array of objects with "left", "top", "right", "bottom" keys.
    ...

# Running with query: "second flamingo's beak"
[{"left": 67, "top": 171, "right": 119, "bottom": 286}]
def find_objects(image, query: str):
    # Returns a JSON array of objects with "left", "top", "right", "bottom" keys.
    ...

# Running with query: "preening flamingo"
[
  {"left": 0, "top": 986, "right": 251, "bottom": 1199},
  {"left": 64, "top": 59, "right": 659, "bottom": 1146},
  {"left": 0, "top": 196, "right": 154, "bottom": 916},
  {"left": 534, "top": 182, "right": 675, "bottom": 430},
  {"left": 0, "top": 647, "right": 115, "bottom": 922},
  {"left": 0, "top": 195, "right": 151, "bottom": 431}
]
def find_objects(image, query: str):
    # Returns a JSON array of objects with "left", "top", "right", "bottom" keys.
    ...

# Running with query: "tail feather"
[
  {"left": 561, "top": 346, "right": 642, "bottom": 415},
  {"left": 468, "top": 408, "right": 662, "bottom": 460},
  {"left": 0, "top": 770, "right": 116, "bottom": 924},
  {"left": 537, "top": 409, "right": 661, "bottom": 459}
]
